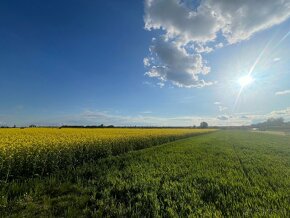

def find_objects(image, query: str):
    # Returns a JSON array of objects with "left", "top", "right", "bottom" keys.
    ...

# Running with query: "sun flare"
[{"left": 238, "top": 75, "right": 254, "bottom": 87}]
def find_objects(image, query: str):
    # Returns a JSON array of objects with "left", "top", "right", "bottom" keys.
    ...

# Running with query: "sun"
[{"left": 238, "top": 75, "right": 254, "bottom": 87}]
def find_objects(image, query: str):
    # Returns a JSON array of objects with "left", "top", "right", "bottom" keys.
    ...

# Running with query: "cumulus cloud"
[
  {"left": 144, "top": 0, "right": 223, "bottom": 42},
  {"left": 145, "top": 0, "right": 290, "bottom": 43},
  {"left": 144, "top": 0, "right": 290, "bottom": 87},
  {"left": 270, "top": 107, "right": 290, "bottom": 116},
  {"left": 205, "top": 0, "right": 290, "bottom": 44},
  {"left": 217, "top": 115, "right": 229, "bottom": 120},
  {"left": 145, "top": 37, "right": 212, "bottom": 88},
  {"left": 275, "top": 90, "right": 290, "bottom": 95},
  {"left": 194, "top": 43, "right": 213, "bottom": 53}
]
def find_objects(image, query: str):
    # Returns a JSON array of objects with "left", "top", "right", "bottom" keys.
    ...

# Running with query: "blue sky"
[{"left": 1, "top": 0, "right": 290, "bottom": 126}]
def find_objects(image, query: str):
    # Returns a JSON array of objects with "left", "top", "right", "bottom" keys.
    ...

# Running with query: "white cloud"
[
  {"left": 218, "top": 105, "right": 228, "bottom": 112},
  {"left": 240, "top": 115, "right": 249, "bottom": 119},
  {"left": 145, "top": 0, "right": 290, "bottom": 44},
  {"left": 4, "top": 107, "right": 290, "bottom": 127},
  {"left": 270, "top": 107, "right": 290, "bottom": 116},
  {"left": 79, "top": 110, "right": 249, "bottom": 126},
  {"left": 157, "top": 82, "right": 165, "bottom": 88},
  {"left": 215, "top": 42, "right": 223, "bottom": 49},
  {"left": 143, "top": 57, "right": 151, "bottom": 67},
  {"left": 194, "top": 43, "right": 213, "bottom": 53},
  {"left": 273, "top": 57, "right": 281, "bottom": 62},
  {"left": 275, "top": 90, "right": 290, "bottom": 95},
  {"left": 217, "top": 115, "right": 229, "bottom": 120},
  {"left": 144, "top": 0, "right": 290, "bottom": 87},
  {"left": 143, "top": 81, "right": 154, "bottom": 86},
  {"left": 72, "top": 110, "right": 271, "bottom": 126},
  {"left": 205, "top": 0, "right": 290, "bottom": 44},
  {"left": 145, "top": 37, "right": 212, "bottom": 88},
  {"left": 144, "top": 0, "right": 223, "bottom": 42},
  {"left": 213, "top": 101, "right": 227, "bottom": 111}
]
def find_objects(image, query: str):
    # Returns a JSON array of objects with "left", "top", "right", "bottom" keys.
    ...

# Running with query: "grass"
[{"left": 1, "top": 130, "right": 290, "bottom": 217}]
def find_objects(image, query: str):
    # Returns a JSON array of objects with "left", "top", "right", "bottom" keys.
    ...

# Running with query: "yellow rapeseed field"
[{"left": 0, "top": 128, "right": 215, "bottom": 180}]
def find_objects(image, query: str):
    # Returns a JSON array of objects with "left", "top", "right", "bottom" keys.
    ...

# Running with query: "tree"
[
  {"left": 200, "top": 122, "right": 208, "bottom": 128},
  {"left": 266, "top": 117, "right": 284, "bottom": 126},
  {"left": 253, "top": 117, "right": 285, "bottom": 129}
]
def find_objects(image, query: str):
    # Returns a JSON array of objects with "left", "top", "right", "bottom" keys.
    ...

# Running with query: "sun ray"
[
  {"left": 273, "top": 30, "right": 290, "bottom": 50},
  {"left": 248, "top": 39, "right": 272, "bottom": 76},
  {"left": 233, "top": 37, "right": 273, "bottom": 111}
]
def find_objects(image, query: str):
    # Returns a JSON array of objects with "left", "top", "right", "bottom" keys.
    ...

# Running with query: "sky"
[{"left": 0, "top": 0, "right": 290, "bottom": 126}]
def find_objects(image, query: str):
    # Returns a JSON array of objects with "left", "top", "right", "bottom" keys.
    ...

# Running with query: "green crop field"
[{"left": 1, "top": 130, "right": 290, "bottom": 217}]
